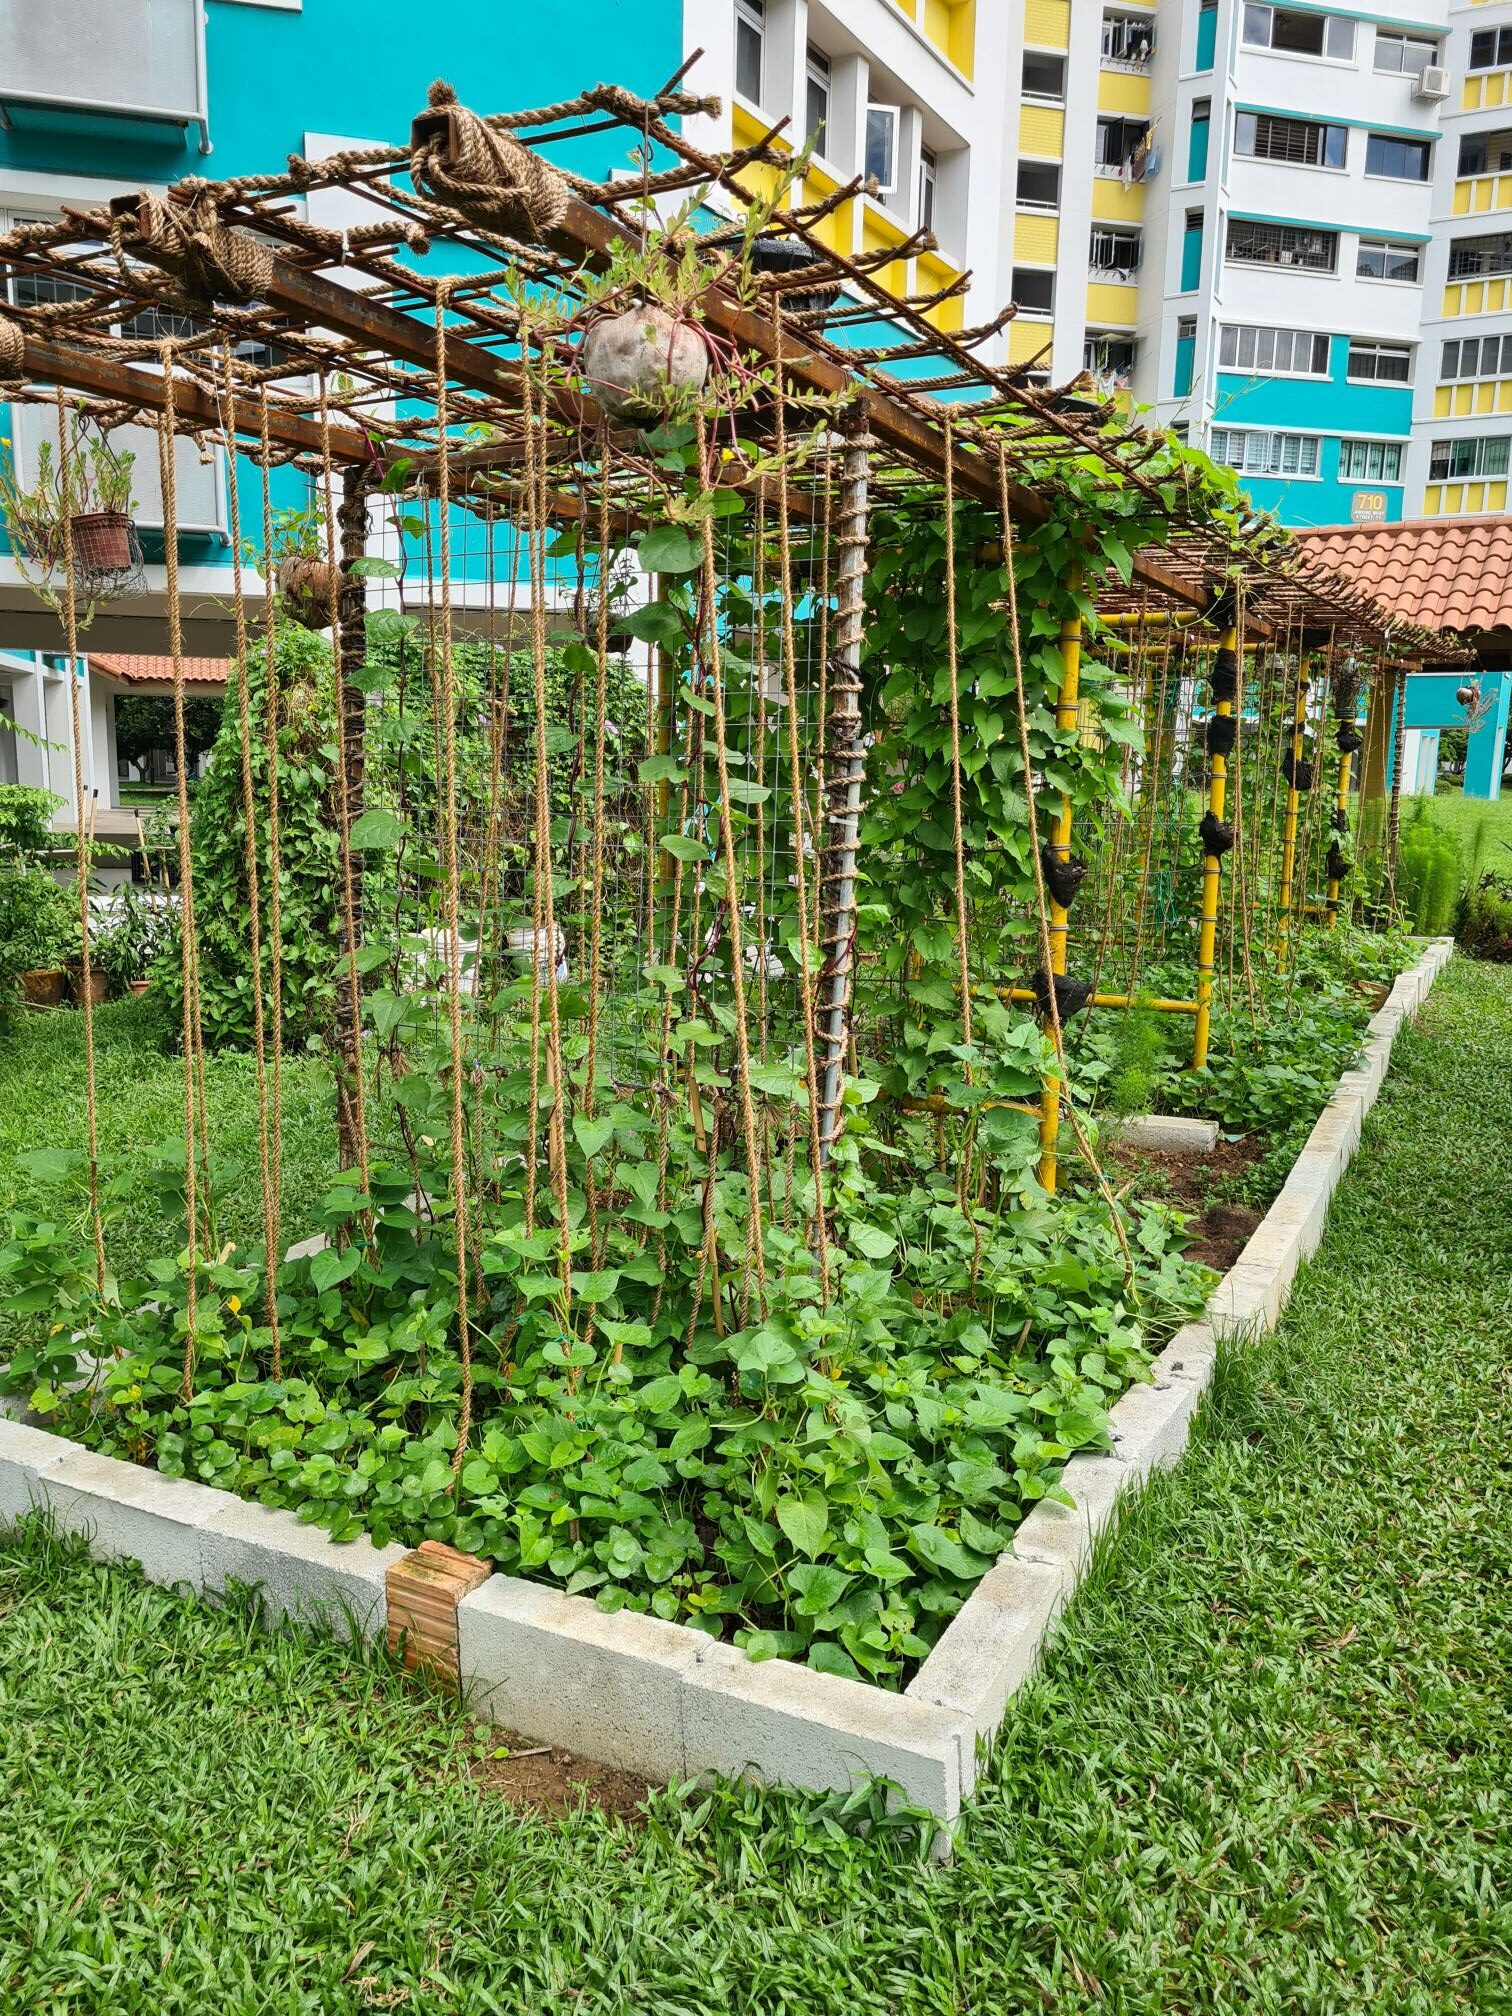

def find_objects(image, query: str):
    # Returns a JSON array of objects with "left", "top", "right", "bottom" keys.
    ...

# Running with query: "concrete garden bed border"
[{"left": 0, "top": 938, "right": 1455, "bottom": 1839}]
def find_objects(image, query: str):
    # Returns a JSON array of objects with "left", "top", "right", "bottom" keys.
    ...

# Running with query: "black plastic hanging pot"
[
  {"left": 1039, "top": 841, "right": 1088, "bottom": 910},
  {"left": 747, "top": 235, "right": 843, "bottom": 320},
  {"left": 1032, "top": 967, "right": 1093, "bottom": 1022},
  {"left": 1199, "top": 810, "right": 1234, "bottom": 859}
]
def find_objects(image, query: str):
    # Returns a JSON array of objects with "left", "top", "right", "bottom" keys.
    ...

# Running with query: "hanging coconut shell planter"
[
  {"left": 578, "top": 303, "right": 710, "bottom": 424},
  {"left": 277, "top": 553, "right": 339, "bottom": 630}
]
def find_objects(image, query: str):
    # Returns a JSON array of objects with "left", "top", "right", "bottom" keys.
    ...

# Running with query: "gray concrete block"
[
  {"left": 42, "top": 1448, "right": 228, "bottom": 1590},
  {"left": 198, "top": 1495, "right": 404, "bottom": 1641},
  {"left": 683, "top": 1635, "right": 968, "bottom": 1821},
  {"left": 1013, "top": 1454, "right": 1124, "bottom": 1579},
  {"left": 907, "top": 1556, "right": 1065, "bottom": 1756},
  {"left": 1111, "top": 1113, "right": 1219, "bottom": 1154},
  {"left": 1151, "top": 1321, "right": 1218, "bottom": 1389},
  {"left": 1305, "top": 1094, "right": 1362, "bottom": 1162},
  {"left": 1207, "top": 1260, "right": 1281, "bottom": 1340},
  {"left": 0, "top": 1416, "right": 70, "bottom": 1525},
  {"left": 1106, "top": 1374, "right": 1202, "bottom": 1476},
  {"left": 283, "top": 1231, "right": 328, "bottom": 1262},
  {"left": 1367, "top": 1002, "right": 1405, "bottom": 1040},
  {"left": 1273, "top": 1165, "right": 1332, "bottom": 1261},
  {"left": 1232, "top": 1211, "right": 1304, "bottom": 1311},
  {"left": 458, "top": 1573, "right": 705, "bottom": 1782}
]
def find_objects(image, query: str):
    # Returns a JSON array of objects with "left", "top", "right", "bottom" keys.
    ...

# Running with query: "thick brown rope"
[
  {"left": 770, "top": 324, "right": 830, "bottom": 1301},
  {"left": 432, "top": 288, "right": 476, "bottom": 1477},
  {"left": 319, "top": 373, "right": 370, "bottom": 1187},
  {"left": 695, "top": 411, "right": 768, "bottom": 1323},
  {"left": 256, "top": 392, "right": 286, "bottom": 1349},
  {"left": 54, "top": 390, "right": 106, "bottom": 1294},
  {"left": 159, "top": 358, "right": 202, "bottom": 1395},
  {"left": 217, "top": 347, "right": 281, "bottom": 1370}
]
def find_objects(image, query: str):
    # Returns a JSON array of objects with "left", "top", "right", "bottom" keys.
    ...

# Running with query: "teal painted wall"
[
  {"left": 1196, "top": 4, "right": 1218, "bottom": 71},
  {"left": 0, "top": 0, "right": 683, "bottom": 184}
]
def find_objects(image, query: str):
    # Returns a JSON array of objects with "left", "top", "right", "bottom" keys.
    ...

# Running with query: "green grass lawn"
[
  {"left": 2, "top": 957, "right": 1509, "bottom": 2012},
  {"left": 0, "top": 995, "right": 337, "bottom": 1286}
]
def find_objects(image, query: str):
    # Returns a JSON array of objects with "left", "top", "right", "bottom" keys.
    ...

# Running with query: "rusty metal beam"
[{"left": 18, "top": 334, "right": 368, "bottom": 462}]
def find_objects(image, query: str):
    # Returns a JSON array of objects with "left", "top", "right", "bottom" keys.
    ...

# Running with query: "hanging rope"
[
  {"left": 256, "top": 390, "right": 287, "bottom": 1361},
  {"left": 695, "top": 409, "right": 768, "bottom": 1324},
  {"left": 158, "top": 353, "right": 203, "bottom": 1398},
  {"left": 53, "top": 390, "right": 106, "bottom": 1295},
  {"left": 217, "top": 346, "right": 281, "bottom": 1370},
  {"left": 432, "top": 284, "right": 478, "bottom": 1479},
  {"left": 318, "top": 372, "right": 371, "bottom": 1186}
]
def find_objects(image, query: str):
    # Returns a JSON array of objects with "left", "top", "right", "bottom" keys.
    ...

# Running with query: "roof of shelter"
[
  {"left": 90, "top": 653, "right": 229, "bottom": 687},
  {"left": 1294, "top": 519, "right": 1512, "bottom": 639}
]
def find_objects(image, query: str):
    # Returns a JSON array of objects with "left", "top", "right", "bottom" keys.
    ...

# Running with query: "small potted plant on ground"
[
  {"left": 0, "top": 867, "right": 78, "bottom": 1008},
  {"left": 92, "top": 884, "right": 169, "bottom": 997}
]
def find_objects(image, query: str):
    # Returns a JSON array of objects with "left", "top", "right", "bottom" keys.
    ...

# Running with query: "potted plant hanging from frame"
[
  {"left": 0, "top": 404, "right": 141, "bottom": 622},
  {"left": 268, "top": 502, "right": 339, "bottom": 631}
]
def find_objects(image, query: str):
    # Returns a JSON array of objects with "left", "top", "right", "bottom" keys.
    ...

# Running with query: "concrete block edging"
[{"left": 0, "top": 939, "right": 1454, "bottom": 1842}]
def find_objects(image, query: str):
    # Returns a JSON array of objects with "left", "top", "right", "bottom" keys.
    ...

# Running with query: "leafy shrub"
[{"left": 1459, "top": 869, "right": 1512, "bottom": 961}]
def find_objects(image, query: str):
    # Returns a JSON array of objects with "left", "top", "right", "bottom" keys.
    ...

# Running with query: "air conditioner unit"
[{"left": 1414, "top": 66, "right": 1451, "bottom": 102}]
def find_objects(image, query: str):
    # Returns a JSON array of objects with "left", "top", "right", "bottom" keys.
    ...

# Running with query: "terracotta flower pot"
[
  {"left": 70, "top": 510, "right": 135, "bottom": 573},
  {"left": 20, "top": 968, "right": 66, "bottom": 1008},
  {"left": 277, "top": 554, "right": 339, "bottom": 630},
  {"left": 129, "top": 978, "right": 151, "bottom": 996},
  {"left": 69, "top": 969, "right": 108, "bottom": 1007}
]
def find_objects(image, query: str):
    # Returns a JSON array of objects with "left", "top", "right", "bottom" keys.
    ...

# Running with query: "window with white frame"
[
  {"left": 1365, "top": 133, "right": 1431, "bottom": 181},
  {"left": 1235, "top": 111, "right": 1347, "bottom": 168},
  {"left": 1218, "top": 324, "right": 1330, "bottom": 375},
  {"left": 1339, "top": 439, "right": 1404, "bottom": 481},
  {"left": 1102, "top": 10, "right": 1154, "bottom": 64},
  {"left": 1085, "top": 332, "right": 1137, "bottom": 379},
  {"left": 1023, "top": 50, "right": 1067, "bottom": 98},
  {"left": 1458, "top": 130, "right": 1512, "bottom": 177},
  {"left": 1374, "top": 31, "right": 1438, "bottom": 74},
  {"left": 918, "top": 147, "right": 937, "bottom": 233},
  {"left": 804, "top": 46, "right": 830, "bottom": 153},
  {"left": 1226, "top": 218, "right": 1337, "bottom": 271},
  {"left": 1442, "top": 334, "right": 1512, "bottom": 381},
  {"left": 1242, "top": 4, "right": 1355, "bottom": 60},
  {"left": 1356, "top": 237, "right": 1420, "bottom": 282},
  {"left": 1013, "top": 267, "right": 1056, "bottom": 313},
  {"left": 1017, "top": 160, "right": 1061, "bottom": 209},
  {"left": 1210, "top": 427, "right": 1322, "bottom": 476},
  {"left": 735, "top": 0, "right": 764, "bottom": 105},
  {"left": 865, "top": 104, "right": 899, "bottom": 195},
  {"left": 1346, "top": 339, "right": 1411, "bottom": 382},
  {"left": 1428, "top": 435, "right": 1511, "bottom": 480},
  {"left": 1089, "top": 225, "right": 1142, "bottom": 276},
  {"left": 1470, "top": 26, "right": 1512, "bottom": 71}
]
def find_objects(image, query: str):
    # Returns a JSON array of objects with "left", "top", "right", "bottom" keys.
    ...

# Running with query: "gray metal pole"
[{"left": 816, "top": 424, "right": 872, "bottom": 1161}]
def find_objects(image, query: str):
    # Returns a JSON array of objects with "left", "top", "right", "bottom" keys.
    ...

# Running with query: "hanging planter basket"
[
  {"left": 748, "top": 236, "right": 843, "bottom": 320},
  {"left": 70, "top": 510, "right": 135, "bottom": 574},
  {"left": 578, "top": 304, "right": 710, "bottom": 424},
  {"left": 277, "top": 554, "right": 339, "bottom": 630}
]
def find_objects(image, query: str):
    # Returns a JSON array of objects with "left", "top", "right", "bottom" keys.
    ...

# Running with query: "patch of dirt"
[
  {"left": 469, "top": 1732, "right": 651, "bottom": 1824},
  {"left": 1107, "top": 1135, "right": 1268, "bottom": 1273}
]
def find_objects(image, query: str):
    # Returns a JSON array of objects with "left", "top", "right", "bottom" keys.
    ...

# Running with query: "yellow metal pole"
[
  {"left": 1038, "top": 570, "right": 1083, "bottom": 1193},
  {"left": 1192, "top": 622, "right": 1237, "bottom": 1072},
  {"left": 1326, "top": 741, "right": 1354, "bottom": 930},
  {"left": 1275, "top": 659, "right": 1310, "bottom": 972}
]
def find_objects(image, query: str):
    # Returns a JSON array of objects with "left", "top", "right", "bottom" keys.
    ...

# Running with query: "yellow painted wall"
[
  {"left": 921, "top": 0, "right": 976, "bottom": 75},
  {"left": 917, "top": 250, "right": 966, "bottom": 330},
  {"left": 1463, "top": 70, "right": 1510, "bottom": 110},
  {"left": 1433, "top": 379, "right": 1512, "bottom": 416},
  {"left": 1424, "top": 481, "right": 1509, "bottom": 514},
  {"left": 1019, "top": 104, "right": 1065, "bottom": 155},
  {"left": 1014, "top": 213, "right": 1060, "bottom": 263},
  {"left": 1008, "top": 316, "right": 1055, "bottom": 365},
  {"left": 1086, "top": 281, "right": 1139, "bottom": 324},
  {"left": 1090, "top": 179, "right": 1145, "bottom": 224},
  {"left": 1025, "top": 0, "right": 1070, "bottom": 48},
  {"left": 1444, "top": 276, "right": 1512, "bottom": 316},
  {"left": 1097, "top": 70, "right": 1150, "bottom": 117},
  {"left": 1452, "top": 173, "right": 1512, "bottom": 216}
]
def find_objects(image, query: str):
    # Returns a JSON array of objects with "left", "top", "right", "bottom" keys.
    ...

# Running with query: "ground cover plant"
[{"left": 1, "top": 957, "right": 1507, "bottom": 2014}]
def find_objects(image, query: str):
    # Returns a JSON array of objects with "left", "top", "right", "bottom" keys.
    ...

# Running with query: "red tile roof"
[
  {"left": 89, "top": 653, "right": 230, "bottom": 686},
  {"left": 1294, "top": 518, "right": 1512, "bottom": 637}
]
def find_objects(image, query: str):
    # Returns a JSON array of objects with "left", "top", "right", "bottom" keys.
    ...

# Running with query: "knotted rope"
[
  {"left": 119, "top": 186, "right": 274, "bottom": 313},
  {"left": 410, "top": 81, "right": 570, "bottom": 242},
  {"left": 0, "top": 316, "right": 25, "bottom": 380}
]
